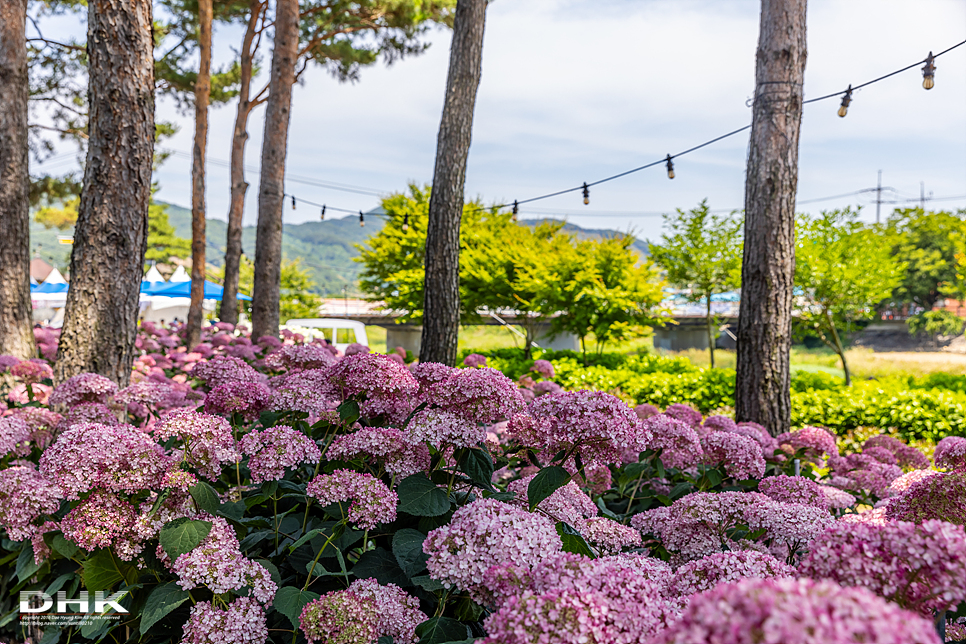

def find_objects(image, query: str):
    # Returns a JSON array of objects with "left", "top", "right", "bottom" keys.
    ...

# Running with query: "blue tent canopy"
[
  {"left": 144, "top": 280, "right": 252, "bottom": 301},
  {"left": 31, "top": 282, "right": 69, "bottom": 294}
]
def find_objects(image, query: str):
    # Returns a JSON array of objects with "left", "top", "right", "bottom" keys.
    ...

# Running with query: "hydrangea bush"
[{"left": 0, "top": 323, "right": 962, "bottom": 644}]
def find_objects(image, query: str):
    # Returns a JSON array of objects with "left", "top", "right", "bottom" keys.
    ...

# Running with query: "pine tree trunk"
[
  {"left": 220, "top": 0, "right": 263, "bottom": 326},
  {"left": 420, "top": 0, "right": 487, "bottom": 366},
  {"left": 0, "top": 0, "right": 36, "bottom": 360},
  {"left": 251, "top": 0, "right": 298, "bottom": 340},
  {"left": 55, "top": 0, "right": 154, "bottom": 386},
  {"left": 735, "top": 0, "right": 807, "bottom": 436},
  {"left": 187, "top": 0, "right": 212, "bottom": 348}
]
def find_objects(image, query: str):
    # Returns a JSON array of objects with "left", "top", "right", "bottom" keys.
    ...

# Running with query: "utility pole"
[
  {"left": 920, "top": 181, "right": 925, "bottom": 210},
  {"left": 875, "top": 170, "right": 883, "bottom": 224}
]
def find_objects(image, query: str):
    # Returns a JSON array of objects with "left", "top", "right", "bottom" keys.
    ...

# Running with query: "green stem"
[{"left": 303, "top": 530, "right": 340, "bottom": 591}]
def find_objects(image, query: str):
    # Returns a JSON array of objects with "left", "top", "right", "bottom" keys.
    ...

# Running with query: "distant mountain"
[{"left": 23, "top": 201, "right": 650, "bottom": 296}]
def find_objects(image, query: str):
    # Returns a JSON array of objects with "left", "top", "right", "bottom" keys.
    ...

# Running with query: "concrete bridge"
[{"left": 313, "top": 298, "right": 738, "bottom": 355}]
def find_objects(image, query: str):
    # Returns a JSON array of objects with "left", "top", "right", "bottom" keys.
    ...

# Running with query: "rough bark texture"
[
  {"left": 735, "top": 0, "right": 807, "bottom": 436},
  {"left": 187, "top": 0, "right": 213, "bottom": 348},
  {"left": 55, "top": 0, "right": 155, "bottom": 386},
  {"left": 251, "top": 0, "right": 298, "bottom": 339},
  {"left": 220, "top": 0, "right": 263, "bottom": 325},
  {"left": 420, "top": 0, "right": 487, "bottom": 366},
  {"left": 0, "top": 0, "right": 36, "bottom": 360}
]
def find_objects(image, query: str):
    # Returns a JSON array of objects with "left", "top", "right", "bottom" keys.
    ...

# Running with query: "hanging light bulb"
[
  {"left": 511, "top": 200, "right": 519, "bottom": 222},
  {"left": 665, "top": 155, "right": 675, "bottom": 180},
  {"left": 402, "top": 214, "right": 409, "bottom": 231},
  {"left": 837, "top": 85, "right": 852, "bottom": 117},
  {"left": 291, "top": 195, "right": 296, "bottom": 210},
  {"left": 359, "top": 211, "right": 365, "bottom": 227},
  {"left": 582, "top": 182, "right": 590, "bottom": 205},
  {"left": 320, "top": 205, "right": 326, "bottom": 220},
  {"left": 922, "top": 52, "right": 936, "bottom": 90}
]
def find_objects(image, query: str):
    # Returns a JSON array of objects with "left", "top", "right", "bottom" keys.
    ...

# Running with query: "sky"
[{"left": 32, "top": 0, "right": 966, "bottom": 242}]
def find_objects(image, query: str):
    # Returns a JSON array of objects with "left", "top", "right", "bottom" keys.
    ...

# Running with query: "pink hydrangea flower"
[
  {"left": 239, "top": 425, "right": 321, "bottom": 483},
  {"left": 300, "top": 589, "right": 378, "bottom": 644},
  {"left": 270, "top": 368, "right": 337, "bottom": 415},
  {"left": 115, "top": 380, "right": 186, "bottom": 414},
  {"left": 758, "top": 475, "right": 830, "bottom": 509},
  {"left": 192, "top": 355, "right": 262, "bottom": 390},
  {"left": 703, "top": 414, "right": 737, "bottom": 432},
  {"left": 886, "top": 470, "right": 966, "bottom": 526},
  {"left": 344, "top": 342, "right": 370, "bottom": 356},
  {"left": 171, "top": 517, "right": 276, "bottom": 602},
  {"left": 510, "top": 390, "right": 648, "bottom": 465},
  {"left": 735, "top": 421, "right": 780, "bottom": 455},
  {"left": 581, "top": 517, "right": 642, "bottom": 555},
  {"left": 154, "top": 410, "right": 240, "bottom": 481},
  {"left": 328, "top": 353, "right": 418, "bottom": 400},
  {"left": 60, "top": 491, "right": 144, "bottom": 559},
  {"left": 10, "top": 360, "right": 53, "bottom": 384},
  {"left": 342, "top": 578, "right": 427, "bottom": 644},
  {"left": 531, "top": 359, "right": 555, "bottom": 379},
  {"left": 48, "top": 372, "right": 118, "bottom": 406},
  {"left": 934, "top": 435, "right": 966, "bottom": 471},
  {"left": 667, "top": 550, "right": 795, "bottom": 602},
  {"left": 885, "top": 469, "right": 939, "bottom": 496},
  {"left": 0, "top": 416, "right": 32, "bottom": 457},
  {"left": 423, "top": 498, "right": 561, "bottom": 598},
  {"left": 651, "top": 577, "right": 941, "bottom": 644},
  {"left": 39, "top": 422, "right": 174, "bottom": 498},
  {"left": 663, "top": 403, "right": 703, "bottom": 426},
  {"left": 863, "top": 434, "right": 930, "bottom": 470},
  {"left": 633, "top": 403, "right": 660, "bottom": 420},
  {"left": 800, "top": 519, "right": 966, "bottom": 615},
  {"left": 818, "top": 484, "right": 856, "bottom": 509},
  {"left": 407, "top": 408, "right": 485, "bottom": 448},
  {"left": 410, "top": 362, "right": 459, "bottom": 393},
  {"left": 306, "top": 469, "right": 397, "bottom": 530},
  {"left": 204, "top": 381, "right": 272, "bottom": 419},
  {"left": 776, "top": 426, "right": 838, "bottom": 459},
  {"left": 0, "top": 462, "right": 62, "bottom": 541},
  {"left": 480, "top": 589, "right": 612, "bottom": 644},
  {"left": 463, "top": 353, "right": 487, "bottom": 368},
  {"left": 0, "top": 355, "right": 20, "bottom": 372},
  {"left": 642, "top": 415, "right": 704, "bottom": 469},
  {"left": 701, "top": 431, "right": 765, "bottom": 480},
  {"left": 55, "top": 402, "right": 119, "bottom": 432},
  {"left": 326, "top": 427, "right": 430, "bottom": 478},
  {"left": 743, "top": 499, "right": 835, "bottom": 563},
  {"left": 9, "top": 407, "right": 62, "bottom": 449},
  {"left": 506, "top": 474, "right": 597, "bottom": 527},
  {"left": 265, "top": 343, "right": 337, "bottom": 371},
  {"left": 181, "top": 597, "right": 267, "bottom": 644},
  {"left": 425, "top": 367, "right": 525, "bottom": 424}
]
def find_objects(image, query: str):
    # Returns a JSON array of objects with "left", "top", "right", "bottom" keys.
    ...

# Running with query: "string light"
[
  {"left": 359, "top": 211, "right": 365, "bottom": 227},
  {"left": 665, "top": 155, "right": 675, "bottom": 180},
  {"left": 291, "top": 195, "right": 296, "bottom": 210},
  {"left": 837, "top": 85, "right": 853, "bottom": 118},
  {"left": 320, "top": 205, "right": 326, "bottom": 220},
  {"left": 512, "top": 200, "right": 519, "bottom": 222},
  {"left": 922, "top": 52, "right": 936, "bottom": 89},
  {"left": 582, "top": 182, "right": 590, "bottom": 205},
  {"left": 402, "top": 213, "right": 409, "bottom": 231}
]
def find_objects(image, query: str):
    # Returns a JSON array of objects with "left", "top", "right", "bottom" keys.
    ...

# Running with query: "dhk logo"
[{"left": 20, "top": 591, "right": 129, "bottom": 614}]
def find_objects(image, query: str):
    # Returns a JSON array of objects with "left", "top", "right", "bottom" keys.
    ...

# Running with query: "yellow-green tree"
[{"left": 210, "top": 256, "right": 321, "bottom": 323}]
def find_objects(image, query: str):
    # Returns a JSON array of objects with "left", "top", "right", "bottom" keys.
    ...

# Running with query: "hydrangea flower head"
[
  {"left": 328, "top": 353, "right": 418, "bottom": 400},
  {"left": 667, "top": 550, "right": 796, "bottom": 601},
  {"left": 407, "top": 408, "right": 485, "bottom": 448},
  {"left": 60, "top": 491, "right": 143, "bottom": 559},
  {"left": 864, "top": 434, "right": 930, "bottom": 470},
  {"left": 9, "top": 407, "right": 62, "bottom": 449},
  {"left": 270, "top": 368, "right": 337, "bottom": 415},
  {"left": 154, "top": 410, "right": 239, "bottom": 481},
  {"left": 239, "top": 425, "right": 321, "bottom": 483},
  {"left": 934, "top": 435, "right": 966, "bottom": 471},
  {"left": 701, "top": 431, "right": 765, "bottom": 480},
  {"left": 581, "top": 517, "right": 642, "bottom": 555},
  {"left": 10, "top": 360, "right": 53, "bottom": 384},
  {"left": 531, "top": 359, "right": 555, "bottom": 379},
  {"left": 633, "top": 403, "right": 660, "bottom": 420},
  {"left": 39, "top": 422, "right": 174, "bottom": 498},
  {"left": 480, "top": 589, "right": 611, "bottom": 644},
  {"left": 327, "top": 427, "right": 430, "bottom": 478},
  {"left": 651, "top": 577, "right": 941, "bottom": 644},
  {"left": 423, "top": 498, "right": 561, "bottom": 598},
  {"left": 703, "top": 414, "right": 737, "bottom": 433},
  {"left": 306, "top": 469, "right": 397, "bottom": 530},
  {"left": 191, "top": 355, "right": 261, "bottom": 390},
  {"left": 642, "top": 414, "right": 704, "bottom": 469},
  {"left": 49, "top": 373, "right": 118, "bottom": 406},
  {"left": 265, "top": 343, "right": 337, "bottom": 371},
  {"left": 300, "top": 589, "right": 378, "bottom": 644},
  {"left": 758, "top": 475, "right": 829, "bottom": 509},
  {"left": 0, "top": 462, "right": 62, "bottom": 541},
  {"left": 776, "top": 426, "right": 838, "bottom": 459},
  {"left": 204, "top": 381, "right": 272, "bottom": 419},
  {"left": 663, "top": 403, "right": 703, "bottom": 426},
  {"left": 463, "top": 353, "right": 487, "bottom": 368},
  {"left": 426, "top": 367, "right": 524, "bottom": 424},
  {"left": 181, "top": 597, "right": 267, "bottom": 644},
  {"left": 0, "top": 416, "right": 32, "bottom": 457},
  {"left": 886, "top": 470, "right": 966, "bottom": 525},
  {"left": 506, "top": 474, "right": 597, "bottom": 527},
  {"left": 344, "top": 578, "right": 427, "bottom": 644}
]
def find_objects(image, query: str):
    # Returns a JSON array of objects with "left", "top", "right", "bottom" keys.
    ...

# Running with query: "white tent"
[
  {"left": 43, "top": 268, "right": 67, "bottom": 284},
  {"left": 144, "top": 265, "right": 166, "bottom": 283},
  {"left": 169, "top": 265, "right": 190, "bottom": 282}
]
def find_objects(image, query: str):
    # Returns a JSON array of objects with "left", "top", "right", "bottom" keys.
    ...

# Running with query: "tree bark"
[
  {"left": 420, "top": 0, "right": 487, "bottom": 366},
  {"left": 706, "top": 295, "right": 715, "bottom": 369},
  {"left": 220, "top": 0, "right": 263, "bottom": 326},
  {"left": 0, "top": 0, "right": 36, "bottom": 360},
  {"left": 55, "top": 0, "right": 154, "bottom": 386},
  {"left": 187, "top": 0, "right": 213, "bottom": 348},
  {"left": 735, "top": 0, "right": 807, "bottom": 436},
  {"left": 251, "top": 0, "right": 298, "bottom": 340}
]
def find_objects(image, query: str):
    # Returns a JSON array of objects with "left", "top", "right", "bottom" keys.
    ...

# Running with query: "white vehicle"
[{"left": 283, "top": 318, "right": 369, "bottom": 352}]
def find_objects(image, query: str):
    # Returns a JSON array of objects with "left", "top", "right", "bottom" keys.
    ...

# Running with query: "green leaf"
[
  {"left": 51, "top": 534, "right": 80, "bottom": 560},
  {"left": 397, "top": 474, "right": 450, "bottom": 517},
  {"left": 392, "top": 529, "right": 429, "bottom": 578},
  {"left": 140, "top": 582, "right": 191, "bottom": 635},
  {"left": 273, "top": 586, "right": 321, "bottom": 630},
  {"left": 189, "top": 481, "right": 222, "bottom": 515},
  {"left": 415, "top": 616, "right": 468, "bottom": 644},
  {"left": 338, "top": 399, "right": 360, "bottom": 424},
  {"left": 218, "top": 500, "right": 247, "bottom": 521},
  {"left": 454, "top": 596, "right": 484, "bottom": 622},
  {"left": 82, "top": 549, "right": 139, "bottom": 592},
  {"left": 458, "top": 448, "right": 495, "bottom": 491},
  {"left": 44, "top": 573, "right": 75, "bottom": 598},
  {"left": 288, "top": 528, "right": 325, "bottom": 553},
  {"left": 556, "top": 522, "right": 596, "bottom": 558},
  {"left": 158, "top": 518, "right": 213, "bottom": 562},
  {"left": 353, "top": 548, "right": 410, "bottom": 587},
  {"left": 527, "top": 466, "right": 571, "bottom": 510},
  {"left": 411, "top": 575, "right": 444, "bottom": 592},
  {"left": 16, "top": 543, "right": 42, "bottom": 583}
]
